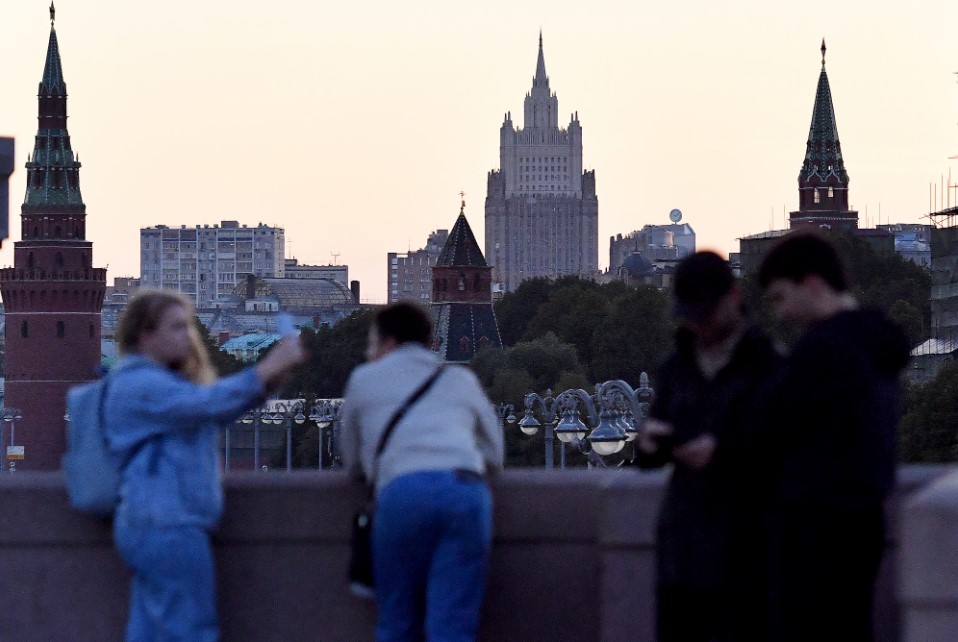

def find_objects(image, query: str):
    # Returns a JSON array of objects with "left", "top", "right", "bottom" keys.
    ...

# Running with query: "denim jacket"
[{"left": 103, "top": 355, "right": 265, "bottom": 528}]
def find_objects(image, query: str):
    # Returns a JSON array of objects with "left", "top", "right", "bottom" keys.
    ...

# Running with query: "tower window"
[
  {"left": 56, "top": 321, "right": 65, "bottom": 338},
  {"left": 89, "top": 323, "right": 94, "bottom": 339},
  {"left": 828, "top": 187, "right": 834, "bottom": 198},
  {"left": 21, "top": 321, "right": 28, "bottom": 338},
  {"left": 813, "top": 190, "right": 821, "bottom": 204}
]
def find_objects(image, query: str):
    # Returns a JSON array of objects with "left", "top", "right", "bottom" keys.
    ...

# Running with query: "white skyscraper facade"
[{"left": 485, "top": 34, "right": 599, "bottom": 292}]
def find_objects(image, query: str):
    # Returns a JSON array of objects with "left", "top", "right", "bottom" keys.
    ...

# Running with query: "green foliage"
[
  {"left": 278, "top": 309, "right": 373, "bottom": 399},
  {"left": 832, "top": 234, "right": 931, "bottom": 340},
  {"left": 494, "top": 277, "right": 558, "bottom": 345},
  {"left": 194, "top": 317, "right": 244, "bottom": 376},
  {"left": 471, "top": 333, "right": 590, "bottom": 467},
  {"left": 493, "top": 277, "right": 674, "bottom": 381},
  {"left": 741, "top": 233, "right": 932, "bottom": 349},
  {"left": 589, "top": 286, "right": 675, "bottom": 382},
  {"left": 900, "top": 361, "right": 958, "bottom": 463},
  {"left": 482, "top": 277, "right": 676, "bottom": 466}
]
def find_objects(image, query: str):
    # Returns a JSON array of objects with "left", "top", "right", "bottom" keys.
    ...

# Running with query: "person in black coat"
[
  {"left": 637, "top": 251, "right": 781, "bottom": 642},
  {"left": 758, "top": 232, "right": 910, "bottom": 642}
]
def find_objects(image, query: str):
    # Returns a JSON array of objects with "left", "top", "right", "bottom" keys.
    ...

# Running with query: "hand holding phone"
[{"left": 276, "top": 312, "right": 297, "bottom": 339}]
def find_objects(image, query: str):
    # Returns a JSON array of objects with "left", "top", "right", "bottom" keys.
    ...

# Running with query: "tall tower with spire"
[
  {"left": 789, "top": 40, "right": 858, "bottom": 231},
  {"left": 0, "top": 5, "right": 106, "bottom": 470},
  {"left": 432, "top": 199, "right": 502, "bottom": 363},
  {"left": 485, "top": 33, "right": 598, "bottom": 293}
]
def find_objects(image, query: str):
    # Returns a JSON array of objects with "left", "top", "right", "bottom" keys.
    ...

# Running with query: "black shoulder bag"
[{"left": 348, "top": 364, "right": 446, "bottom": 599}]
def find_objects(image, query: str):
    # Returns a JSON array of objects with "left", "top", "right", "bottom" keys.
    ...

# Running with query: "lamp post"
[
  {"left": 271, "top": 400, "right": 308, "bottom": 472},
  {"left": 309, "top": 399, "right": 344, "bottom": 469},
  {"left": 518, "top": 374, "right": 654, "bottom": 469},
  {"left": 593, "top": 374, "right": 654, "bottom": 461},
  {"left": 520, "top": 390, "right": 560, "bottom": 469},
  {"left": 1, "top": 407, "right": 23, "bottom": 472},
  {"left": 495, "top": 403, "right": 516, "bottom": 431},
  {"left": 234, "top": 405, "right": 272, "bottom": 471}
]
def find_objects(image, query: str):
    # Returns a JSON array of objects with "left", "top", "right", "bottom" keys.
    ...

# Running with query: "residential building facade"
[
  {"left": 387, "top": 229, "right": 448, "bottom": 304},
  {"left": 140, "top": 220, "right": 285, "bottom": 309},
  {"left": 284, "top": 258, "right": 347, "bottom": 284}
]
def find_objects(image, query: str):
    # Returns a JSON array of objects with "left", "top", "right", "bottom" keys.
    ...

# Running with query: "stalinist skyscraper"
[{"left": 485, "top": 33, "right": 598, "bottom": 293}]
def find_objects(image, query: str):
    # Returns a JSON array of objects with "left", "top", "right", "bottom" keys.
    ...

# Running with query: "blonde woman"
[{"left": 104, "top": 290, "right": 305, "bottom": 641}]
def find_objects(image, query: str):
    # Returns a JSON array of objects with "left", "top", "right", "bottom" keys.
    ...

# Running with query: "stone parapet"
[
  {"left": 0, "top": 466, "right": 948, "bottom": 641},
  {"left": 900, "top": 467, "right": 958, "bottom": 641}
]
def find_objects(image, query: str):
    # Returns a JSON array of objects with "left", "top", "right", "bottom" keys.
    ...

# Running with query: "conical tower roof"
[
  {"left": 436, "top": 205, "right": 487, "bottom": 268},
  {"left": 40, "top": 24, "right": 66, "bottom": 95},
  {"left": 533, "top": 30, "right": 548, "bottom": 89},
  {"left": 800, "top": 40, "right": 847, "bottom": 183}
]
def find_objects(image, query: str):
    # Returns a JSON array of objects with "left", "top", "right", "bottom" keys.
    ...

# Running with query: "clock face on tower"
[{"left": 669, "top": 209, "right": 683, "bottom": 223}]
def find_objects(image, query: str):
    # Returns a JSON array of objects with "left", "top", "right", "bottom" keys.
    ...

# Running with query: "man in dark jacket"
[
  {"left": 638, "top": 251, "right": 780, "bottom": 642},
  {"left": 758, "top": 233, "right": 910, "bottom": 642}
]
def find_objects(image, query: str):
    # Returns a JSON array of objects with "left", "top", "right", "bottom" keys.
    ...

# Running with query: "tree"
[
  {"left": 194, "top": 317, "right": 244, "bottom": 376},
  {"left": 589, "top": 286, "right": 674, "bottom": 382},
  {"left": 899, "top": 361, "right": 958, "bottom": 463},
  {"left": 494, "top": 277, "right": 557, "bottom": 345},
  {"left": 278, "top": 309, "right": 373, "bottom": 399},
  {"left": 471, "top": 333, "right": 590, "bottom": 467}
]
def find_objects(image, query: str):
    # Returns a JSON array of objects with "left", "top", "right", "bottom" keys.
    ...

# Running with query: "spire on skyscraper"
[{"left": 534, "top": 30, "right": 548, "bottom": 89}]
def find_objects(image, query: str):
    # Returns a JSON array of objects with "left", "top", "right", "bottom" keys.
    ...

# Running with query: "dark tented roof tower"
[
  {"left": 789, "top": 40, "right": 859, "bottom": 231},
  {"left": 431, "top": 199, "right": 502, "bottom": 363}
]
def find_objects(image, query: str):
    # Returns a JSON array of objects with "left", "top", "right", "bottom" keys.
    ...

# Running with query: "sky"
[{"left": 1, "top": 0, "right": 956, "bottom": 302}]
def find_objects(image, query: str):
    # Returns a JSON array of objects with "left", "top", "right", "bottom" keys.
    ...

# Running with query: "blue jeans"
[
  {"left": 373, "top": 469, "right": 493, "bottom": 642},
  {"left": 114, "top": 519, "right": 218, "bottom": 642}
]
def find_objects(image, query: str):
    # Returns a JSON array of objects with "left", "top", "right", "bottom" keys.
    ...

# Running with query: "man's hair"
[
  {"left": 672, "top": 251, "right": 735, "bottom": 321},
  {"left": 373, "top": 302, "right": 433, "bottom": 346},
  {"left": 758, "top": 232, "right": 849, "bottom": 292}
]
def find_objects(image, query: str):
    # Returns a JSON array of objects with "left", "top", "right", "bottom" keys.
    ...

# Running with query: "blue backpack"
[{"left": 63, "top": 375, "right": 121, "bottom": 516}]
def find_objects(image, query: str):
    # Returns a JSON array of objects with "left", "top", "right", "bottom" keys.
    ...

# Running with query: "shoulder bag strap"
[{"left": 369, "top": 364, "right": 446, "bottom": 492}]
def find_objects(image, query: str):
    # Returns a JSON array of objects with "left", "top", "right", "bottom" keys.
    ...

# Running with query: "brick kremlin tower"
[
  {"left": 789, "top": 40, "right": 858, "bottom": 232},
  {"left": 431, "top": 199, "right": 502, "bottom": 363},
  {"left": 0, "top": 4, "right": 106, "bottom": 470}
]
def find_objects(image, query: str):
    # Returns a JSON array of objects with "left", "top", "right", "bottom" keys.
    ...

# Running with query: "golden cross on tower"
[{"left": 459, "top": 191, "right": 466, "bottom": 215}]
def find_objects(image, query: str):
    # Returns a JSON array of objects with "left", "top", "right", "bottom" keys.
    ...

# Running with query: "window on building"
[
  {"left": 813, "top": 189, "right": 820, "bottom": 204},
  {"left": 21, "top": 321, "right": 28, "bottom": 338},
  {"left": 828, "top": 187, "right": 834, "bottom": 198},
  {"left": 56, "top": 321, "right": 64, "bottom": 338}
]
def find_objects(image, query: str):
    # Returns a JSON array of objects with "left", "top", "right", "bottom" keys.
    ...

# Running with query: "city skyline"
[{"left": 1, "top": 1, "right": 956, "bottom": 302}]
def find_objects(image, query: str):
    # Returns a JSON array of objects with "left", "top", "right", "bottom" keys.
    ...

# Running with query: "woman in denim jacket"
[{"left": 104, "top": 290, "right": 304, "bottom": 641}]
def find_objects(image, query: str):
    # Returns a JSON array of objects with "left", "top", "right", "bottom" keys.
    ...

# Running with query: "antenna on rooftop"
[{"left": 330, "top": 252, "right": 340, "bottom": 265}]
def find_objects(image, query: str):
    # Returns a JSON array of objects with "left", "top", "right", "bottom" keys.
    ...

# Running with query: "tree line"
[{"left": 201, "top": 232, "right": 953, "bottom": 465}]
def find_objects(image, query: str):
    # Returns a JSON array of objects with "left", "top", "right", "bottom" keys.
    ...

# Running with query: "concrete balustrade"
[
  {"left": 899, "top": 468, "right": 958, "bottom": 641},
  {"left": 0, "top": 466, "right": 950, "bottom": 641}
]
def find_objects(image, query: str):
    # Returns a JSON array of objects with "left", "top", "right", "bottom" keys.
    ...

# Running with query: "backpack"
[{"left": 62, "top": 375, "right": 120, "bottom": 516}]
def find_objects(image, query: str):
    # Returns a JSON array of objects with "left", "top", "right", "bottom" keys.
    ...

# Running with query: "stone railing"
[{"left": 0, "top": 466, "right": 950, "bottom": 641}]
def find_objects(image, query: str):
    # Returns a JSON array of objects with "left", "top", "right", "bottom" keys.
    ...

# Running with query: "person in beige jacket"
[{"left": 341, "top": 302, "right": 503, "bottom": 642}]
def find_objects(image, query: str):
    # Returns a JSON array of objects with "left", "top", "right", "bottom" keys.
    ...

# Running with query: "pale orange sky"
[{"left": 1, "top": 1, "right": 956, "bottom": 302}]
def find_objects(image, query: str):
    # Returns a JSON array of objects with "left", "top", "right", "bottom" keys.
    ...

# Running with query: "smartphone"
[{"left": 276, "top": 312, "right": 297, "bottom": 338}]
